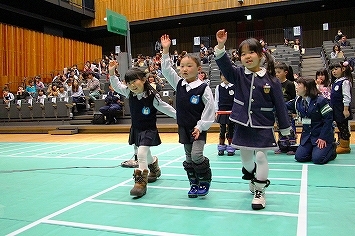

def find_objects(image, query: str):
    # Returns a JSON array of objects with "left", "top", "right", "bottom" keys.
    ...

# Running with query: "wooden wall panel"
[
  {"left": 0, "top": 23, "right": 102, "bottom": 92},
  {"left": 84, "top": 0, "right": 286, "bottom": 28}
]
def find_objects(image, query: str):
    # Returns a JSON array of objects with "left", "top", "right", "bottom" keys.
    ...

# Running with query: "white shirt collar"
[
  {"left": 181, "top": 78, "right": 203, "bottom": 89},
  {"left": 221, "top": 82, "right": 234, "bottom": 88},
  {"left": 244, "top": 67, "right": 266, "bottom": 77}
]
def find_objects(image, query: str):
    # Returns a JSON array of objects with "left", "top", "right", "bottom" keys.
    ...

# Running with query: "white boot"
[{"left": 251, "top": 179, "right": 270, "bottom": 210}]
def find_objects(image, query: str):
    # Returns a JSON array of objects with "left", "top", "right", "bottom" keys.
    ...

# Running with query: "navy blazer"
[{"left": 215, "top": 53, "right": 291, "bottom": 132}]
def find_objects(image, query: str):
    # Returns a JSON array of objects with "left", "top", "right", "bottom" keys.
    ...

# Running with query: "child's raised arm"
[
  {"left": 161, "top": 34, "right": 171, "bottom": 54},
  {"left": 216, "top": 29, "right": 228, "bottom": 49}
]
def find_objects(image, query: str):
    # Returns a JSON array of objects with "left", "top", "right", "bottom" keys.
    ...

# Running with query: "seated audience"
[{"left": 99, "top": 85, "right": 122, "bottom": 125}]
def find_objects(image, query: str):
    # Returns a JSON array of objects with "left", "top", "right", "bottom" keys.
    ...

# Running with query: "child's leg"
[
  {"left": 137, "top": 146, "right": 149, "bottom": 170},
  {"left": 252, "top": 150, "right": 270, "bottom": 210},
  {"left": 191, "top": 140, "right": 212, "bottom": 196},
  {"left": 240, "top": 149, "right": 256, "bottom": 193},
  {"left": 336, "top": 120, "right": 351, "bottom": 154},
  {"left": 130, "top": 146, "right": 150, "bottom": 197},
  {"left": 240, "top": 149, "right": 255, "bottom": 173},
  {"left": 183, "top": 144, "right": 198, "bottom": 198},
  {"left": 226, "top": 123, "right": 236, "bottom": 155},
  {"left": 146, "top": 148, "right": 161, "bottom": 183},
  {"left": 218, "top": 124, "right": 227, "bottom": 155}
]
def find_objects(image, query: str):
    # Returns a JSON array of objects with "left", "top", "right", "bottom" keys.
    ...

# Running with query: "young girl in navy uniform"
[
  {"left": 286, "top": 77, "right": 336, "bottom": 164},
  {"left": 215, "top": 29, "right": 292, "bottom": 210},
  {"left": 161, "top": 34, "right": 215, "bottom": 198},
  {"left": 329, "top": 61, "right": 353, "bottom": 154},
  {"left": 109, "top": 61, "right": 176, "bottom": 197},
  {"left": 214, "top": 73, "right": 236, "bottom": 156}
]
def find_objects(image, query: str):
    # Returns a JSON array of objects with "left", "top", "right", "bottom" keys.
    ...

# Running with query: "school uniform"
[
  {"left": 128, "top": 92, "right": 161, "bottom": 146},
  {"left": 175, "top": 80, "right": 208, "bottom": 143},
  {"left": 162, "top": 53, "right": 215, "bottom": 197},
  {"left": 215, "top": 82, "right": 235, "bottom": 124},
  {"left": 215, "top": 52, "right": 291, "bottom": 150},
  {"left": 99, "top": 91, "right": 122, "bottom": 124},
  {"left": 109, "top": 75, "right": 176, "bottom": 148},
  {"left": 330, "top": 77, "right": 352, "bottom": 153},
  {"left": 287, "top": 96, "right": 335, "bottom": 164},
  {"left": 330, "top": 78, "right": 353, "bottom": 123}
]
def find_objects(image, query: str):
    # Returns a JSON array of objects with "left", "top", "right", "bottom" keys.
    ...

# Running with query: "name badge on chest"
[{"left": 302, "top": 118, "right": 311, "bottom": 125}]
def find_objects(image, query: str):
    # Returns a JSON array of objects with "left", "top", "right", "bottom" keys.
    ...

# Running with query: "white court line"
[
  {"left": 165, "top": 166, "right": 302, "bottom": 172},
  {"left": 54, "top": 143, "right": 115, "bottom": 157},
  {"left": 118, "top": 184, "right": 301, "bottom": 196},
  {"left": 163, "top": 173, "right": 301, "bottom": 181},
  {"left": 297, "top": 164, "right": 308, "bottom": 236},
  {"left": 6, "top": 147, "right": 186, "bottom": 236},
  {"left": 43, "top": 219, "right": 196, "bottom": 236},
  {"left": 89, "top": 199, "right": 299, "bottom": 217},
  {"left": 0, "top": 143, "right": 42, "bottom": 154},
  {"left": 6, "top": 142, "right": 69, "bottom": 156},
  {"left": 82, "top": 144, "right": 131, "bottom": 158}
]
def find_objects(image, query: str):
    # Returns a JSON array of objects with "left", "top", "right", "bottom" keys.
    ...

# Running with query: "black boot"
[
  {"left": 183, "top": 161, "right": 198, "bottom": 198},
  {"left": 193, "top": 157, "right": 212, "bottom": 196}
]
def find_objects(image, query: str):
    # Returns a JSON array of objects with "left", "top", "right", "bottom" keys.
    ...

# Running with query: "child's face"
[
  {"left": 240, "top": 45, "right": 262, "bottom": 72},
  {"left": 179, "top": 57, "right": 200, "bottom": 82},
  {"left": 296, "top": 83, "right": 306, "bottom": 97},
  {"left": 59, "top": 87, "right": 65, "bottom": 92},
  {"left": 148, "top": 77, "right": 155, "bottom": 83},
  {"left": 126, "top": 78, "right": 146, "bottom": 94},
  {"left": 316, "top": 74, "right": 325, "bottom": 85},
  {"left": 331, "top": 66, "right": 343, "bottom": 78},
  {"left": 275, "top": 68, "right": 287, "bottom": 81},
  {"left": 38, "top": 91, "right": 44, "bottom": 95}
]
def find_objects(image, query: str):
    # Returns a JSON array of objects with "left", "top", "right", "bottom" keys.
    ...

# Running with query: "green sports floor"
[{"left": 0, "top": 142, "right": 354, "bottom": 236}]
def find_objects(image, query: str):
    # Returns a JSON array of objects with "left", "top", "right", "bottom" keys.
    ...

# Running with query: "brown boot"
[
  {"left": 148, "top": 157, "right": 161, "bottom": 183},
  {"left": 130, "top": 169, "right": 148, "bottom": 197},
  {"left": 336, "top": 139, "right": 351, "bottom": 154}
]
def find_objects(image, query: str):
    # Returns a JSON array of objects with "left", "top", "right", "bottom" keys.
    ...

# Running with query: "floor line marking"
[
  {"left": 43, "top": 219, "right": 195, "bottom": 236},
  {"left": 297, "top": 164, "right": 308, "bottom": 236},
  {"left": 165, "top": 166, "right": 302, "bottom": 172},
  {"left": 117, "top": 184, "right": 301, "bottom": 195},
  {"left": 6, "top": 154, "right": 186, "bottom": 236},
  {"left": 89, "top": 199, "right": 299, "bottom": 217},
  {"left": 162, "top": 173, "right": 302, "bottom": 181}
]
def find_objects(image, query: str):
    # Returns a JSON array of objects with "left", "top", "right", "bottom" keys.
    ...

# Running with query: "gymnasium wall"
[{"left": 0, "top": 23, "right": 102, "bottom": 91}]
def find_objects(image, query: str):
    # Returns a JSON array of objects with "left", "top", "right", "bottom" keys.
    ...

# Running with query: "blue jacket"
[{"left": 287, "top": 96, "right": 333, "bottom": 145}]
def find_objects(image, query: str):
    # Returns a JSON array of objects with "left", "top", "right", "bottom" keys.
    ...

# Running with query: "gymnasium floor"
[{"left": 0, "top": 134, "right": 354, "bottom": 236}]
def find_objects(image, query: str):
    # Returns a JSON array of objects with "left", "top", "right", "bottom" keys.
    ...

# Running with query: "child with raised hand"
[
  {"left": 214, "top": 29, "right": 292, "bottom": 210},
  {"left": 214, "top": 73, "right": 236, "bottom": 156},
  {"left": 109, "top": 60, "right": 176, "bottom": 197},
  {"left": 160, "top": 34, "right": 215, "bottom": 198},
  {"left": 329, "top": 61, "right": 353, "bottom": 154}
]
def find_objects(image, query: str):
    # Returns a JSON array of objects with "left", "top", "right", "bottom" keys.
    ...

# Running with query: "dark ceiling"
[{"left": 0, "top": 0, "right": 353, "bottom": 41}]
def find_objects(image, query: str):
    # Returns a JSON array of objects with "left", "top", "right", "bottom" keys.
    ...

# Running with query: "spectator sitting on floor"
[{"left": 99, "top": 84, "right": 122, "bottom": 125}]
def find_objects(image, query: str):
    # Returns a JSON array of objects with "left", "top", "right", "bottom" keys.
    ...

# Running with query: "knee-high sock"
[
  {"left": 240, "top": 149, "right": 255, "bottom": 173},
  {"left": 146, "top": 148, "right": 155, "bottom": 164},
  {"left": 255, "top": 150, "right": 268, "bottom": 181},
  {"left": 137, "top": 146, "right": 151, "bottom": 170}
]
